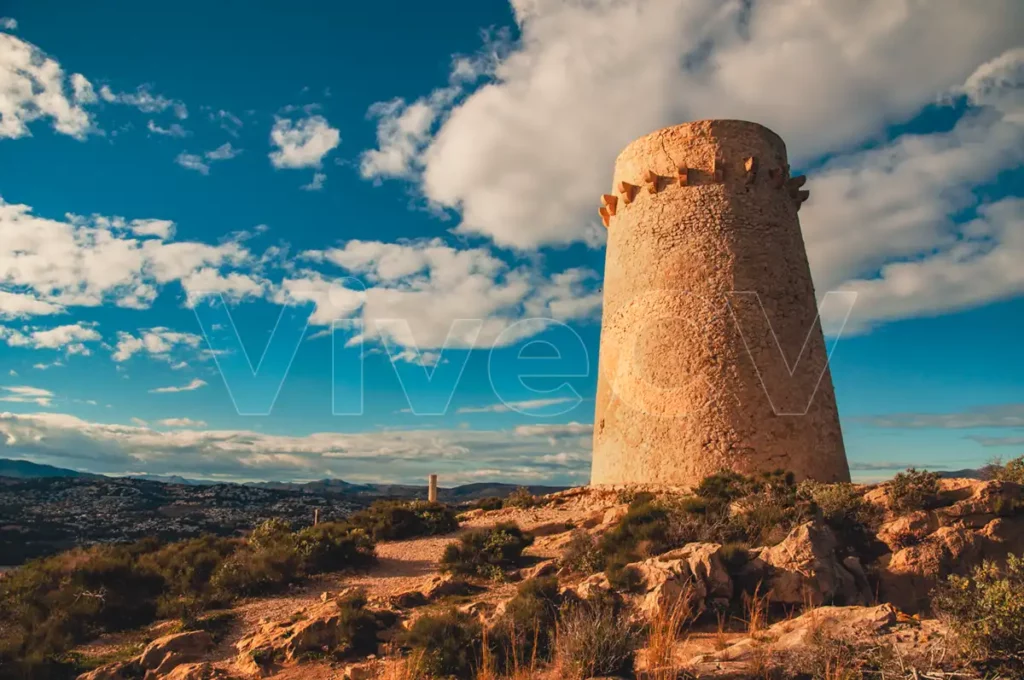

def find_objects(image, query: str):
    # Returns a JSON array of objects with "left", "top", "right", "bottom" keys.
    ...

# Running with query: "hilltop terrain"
[{"left": 1, "top": 460, "right": 1021, "bottom": 680}]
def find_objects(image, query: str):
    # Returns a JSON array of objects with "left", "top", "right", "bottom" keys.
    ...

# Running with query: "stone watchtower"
[{"left": 591, "top": 120, "right": 850, "bottom": 488}]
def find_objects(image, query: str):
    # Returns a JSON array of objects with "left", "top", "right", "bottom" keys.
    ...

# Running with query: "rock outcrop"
[{"left": 748, "top": 519, "right": 870, "bottom": 606}]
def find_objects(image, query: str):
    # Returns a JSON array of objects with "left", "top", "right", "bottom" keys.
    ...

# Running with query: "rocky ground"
[{"left": 71, "top": 477, "right": 1024, "bottom": 680}]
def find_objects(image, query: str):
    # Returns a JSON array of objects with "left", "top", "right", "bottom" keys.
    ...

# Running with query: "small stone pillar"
[{"left": 428, "top": 474, "right": 438, "bottom": 503}]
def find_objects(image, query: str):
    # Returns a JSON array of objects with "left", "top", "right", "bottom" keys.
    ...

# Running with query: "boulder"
[
  {"left": 572, "top": 543, "right": 733, "bottom": 620},
  {"left": 754, "top": 519, "right": 867, "bottom": 606},
  {"left": 520, "top": 559, "right": 558, "bottom": 580},
  {"left": 139, "top": 631, "right": 213, "bottom": 678},
  {"left": 690, "top": 605, "right": 897, "bottom": 665},
  {"left": 235, "top": 599, "right": 381, "bottom": 676},
  {"left": 421, "top": 573, "right": 474, "bottom": 600},
  {"left": 878, "top": 524, "right": 988, "bottom": 614},
  {"left": 877, "top": 510, "right": 937, "bottom": 551},
  {"left": 938, "top": 480, "right": 1023, "bottom": 528}
]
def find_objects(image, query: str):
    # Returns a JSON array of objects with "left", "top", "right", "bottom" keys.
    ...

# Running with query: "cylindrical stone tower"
[{"left": 591, "top": 120, "right": 850, "bottom": 487}]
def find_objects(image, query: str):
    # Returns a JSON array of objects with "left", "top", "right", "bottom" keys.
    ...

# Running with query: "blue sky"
[{"left": 0, "top": 1, "right": 1021, "bottom": 486}]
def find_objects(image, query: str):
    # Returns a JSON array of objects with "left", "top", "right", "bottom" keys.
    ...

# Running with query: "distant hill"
[
  {"left": 0, "top": 459, "right": 101, "bottom": 480},
  {"left": 0, "top": 458, "right": 567, "bottom": 500}
]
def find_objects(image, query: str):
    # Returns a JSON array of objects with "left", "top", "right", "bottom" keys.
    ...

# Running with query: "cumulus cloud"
[
  {"left": 0, "top": 197, "right": 253, "bottom": 318},
  {"left": 0, "top": 385, "right": 54, "bottom": 406},
  {"left": 282, "top": 238, "right": 602, "bottom": 356},
  {"left": 156, "top": 417, "right": 207, "bottom": 428},
  {"left": 269, "top": 115, "right": 340, "bottom": 169},
  {"left": 175, "top": 143, "right": 242, "bottom": 174},
  {"left": 99, "top": 84, "right": 187, "bottom": 119},
  {"left": 0, "top": 411, "right": 593, "bottom": 484},
  {"left": 147, "top": 120, "right": 189, "bottom": 137},
  {"left": 112, "top": 328, "right": 203, "bottom": 363},
  {"left": 301, "top": 172, "right": 326, "bottom": 191},
  {"left": 360, "top": 0, "right": 1022, "bottom": 250},
  {"left": 0, "top": 291, "right": 64, "bottom": 319},
  {"left": 149, "top": 378, "right": 207, "bottom": 394},
  {"left": 0, "top": 323, "right": 100, "bottom": 355},
  {"left": 0, "top": 33, "right": 96, "bottom": 139},
  {"left": 809, "top": 49, "right": 1024, "bottom": 333}
]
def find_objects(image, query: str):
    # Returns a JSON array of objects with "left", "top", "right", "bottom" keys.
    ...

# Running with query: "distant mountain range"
[{"left": 0, "top": 458, "right": 566, "bottom": 499}]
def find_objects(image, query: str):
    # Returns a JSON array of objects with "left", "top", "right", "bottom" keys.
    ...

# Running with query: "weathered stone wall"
[{"left": 591, "top": 120, "right": 850, "bottom": 487}]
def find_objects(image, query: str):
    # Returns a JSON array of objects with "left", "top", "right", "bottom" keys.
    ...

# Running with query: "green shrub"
[
  {"left": 440, "top": 523, "right": 533, "bottom": 580},
  {"left": 888, "top": 468, "right": 941, "bottom": 513},
  {"left": 560, "top": 529, "right": 604, "bottom": 575},
  {"left": 0, "top": 544, "right": 164, "bottom": 667},
  {"left": 988, "top": 455, "right": 1024, "bottom": 484},
  {"left": 798, "top": 480, "right": 883, "bottom": 556},
  {"left": 348, "top": 501, "right": 459, "bottom": 541},
  {"left": 296, "top": 522, "right": 375, "bottom": 574},
  {"left": 471, "top": 497, "right": 504, "bottom": 512},
  {"left": 400, "top": 608, "right": 482, "bottom": 679},
  {"left": 503, "top": 487, "right": 538, "bottom": 509},
  {"left": 932, "top": 554, "right": 1024, "bottom": 674},
  {"left": 554, "top": 595, "right": 643, "bottom": 680},
  {"left": 139, "top": 535, "right": 239, "bottom": 618},
  {"left": 328, "top": 590, "right": 381, "bottom": 659},
  {"left": 489, "top": 577, "right": 562, "bottom": 671},
  {"left": 695, "top": 469, "right": 755, "bottom": 507},
  {"left": 598, "top": 497, "right": 672, "bottom": 566},
  {"left": 606, "top": 563, "right": 645, "bottom": 594}
]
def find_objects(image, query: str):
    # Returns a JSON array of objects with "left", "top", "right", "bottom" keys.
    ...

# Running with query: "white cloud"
[
  {"left": 149, "top": 378, "right": 207, "bottom": 394},
  {"left": 0, "top": 291, "right": 64, "bottom": 319},
  {"left": 175, "top": 143, "right": 242, "bottom": 174},
  {"left": 301, "top": 172, "right": 326, "bottom": 191},
  {"left": 99, "top": 84, "right": 187, "bottom": 119},
  {"left": 361, "top": 0, "right": 1022, "bottom": 250},
  {"left": 806, "top": 49, "right": 1024, "bottom": 333},
  {"left": 0, "top": 18, "right": 17, "bottom": 30},
  {"left": 0, "top": 411, "right": 593, "bottom": 484},
  {"left": 269, "top": 115, "right": 340, "bottom": 169},
  {"left": 283, "top": 238, "right": 602, "bottom": 356},
  {"left": 32, "top": 360, "right": 62, "bottom": 370},
  {"left": 112, "top": 327, "right": 203, "bottom": 363},
  {"left": 457, "top": 397, "right": 577, "bottom": 414},
  {"left": 0, "top": 197, "right": 253, "bottom": 316},
  {"left": 205, "top": 142, "right": 242, "bottom": 161},
  {"left": 129, "top": 218, "right": 175, "bottom": 240},
  {"left": 157, "top": 417, "right": 207, "bottom": 428},
  {"left": 147, "top": 120, "right": 189, "bottom": 137},
  {"left": 0, "top": 323, "right": 100, "bottom": 355},
  {"left": 0, "top": 33, "right": 95, "bottom": 139},
  {"left": 0, "top": 385, "right": 53, "bottom": 406},
  {"left": 861, "top": 403, "right": 1024, "bottom": 429},
  {"left": 174, "top": 152, "right": 209, "bottom": 174}
]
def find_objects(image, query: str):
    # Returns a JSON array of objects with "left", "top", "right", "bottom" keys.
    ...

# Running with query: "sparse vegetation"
[
  {"left": 440, "top": 523, "right": 534, "bottom": 580},
  {"left": 798, "top": 480, "right": 884, "bottom": 556},
  {"left": 348, "top": 500, "right": 459, "bottom": 541},
  {"left": 0, "top": 518, "right": 377, "bottom": 677},
  {"left": 559, "top": 529, "right": 603, "bottom": 575},
  {"left": 489, "top": 576, "right": 562, "bottom": 672},
  {"left": 887, "top": 468, "right": 941, "bottom": 513},
  {"left": 987, "top": 454, "right": 1024, "bottom": 484},
  {"left": 503, "top": 487, "right": 538, "bottom": 509},
  {"left": 932, "top": 553, "right": 1024, "bottom": 675},
  {"left": 399, "top": 608, "right": 482, "bottom": 679},
  {"left": 554, "top": 594, "right": 644, "bottom": 680}
]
